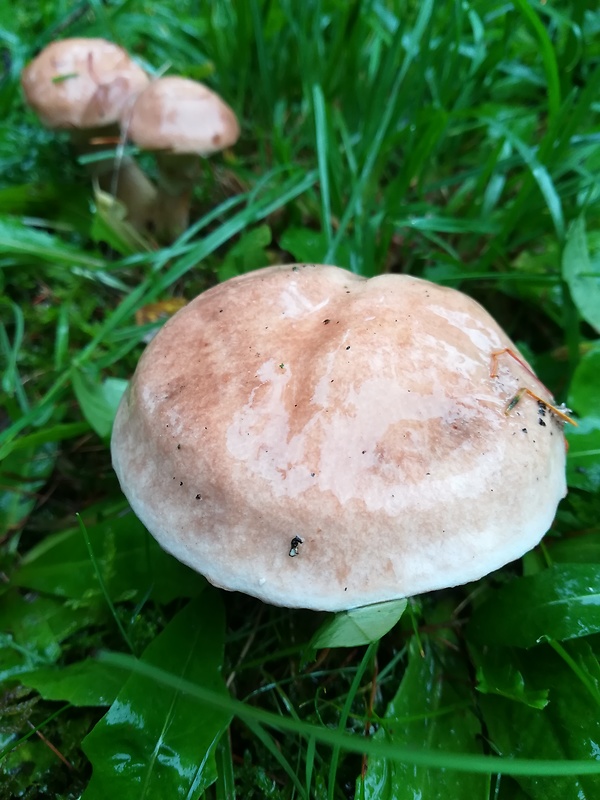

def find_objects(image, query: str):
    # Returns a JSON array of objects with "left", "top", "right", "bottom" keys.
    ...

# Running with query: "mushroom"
[
  {"left": 111, "top": 264, "right": 570, "bottom": 611},
  {"left": 21, "top": 37, "right": 158, "bottom": 234},
  {"left": 122, "top": 76, "right": 240, "bottom": 239}
]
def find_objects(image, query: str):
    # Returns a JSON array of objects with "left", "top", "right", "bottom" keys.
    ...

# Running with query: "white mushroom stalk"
[{"left": 111, "top": 265, "right": 570, "bottom": 611}]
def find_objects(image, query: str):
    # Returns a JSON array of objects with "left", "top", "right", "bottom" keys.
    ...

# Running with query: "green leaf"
[
  {"left": 479, "top": 642, "right": 600, "bottom": 799},
  {"left": 13, "top": 513, "right": 203, "bottom": 605},
  {"left": 0, "top": 441, "right": 57, "bottom": 537},
  {"left": 541, "top": 531, "right": 600, "bottom": 566},
  {"left": 568, "top": 346, "right": 600, "bottom": 418},
  {"left": 0, "top": 591, "right": 100, "bottom": 664},
  {"left": 0, "top": 646, "right": 39, "bottom": 684},
  {"left": 468, "top": 565, "right": 600, "bottom": 648},
  {"left": 311, "top": 599, "right": 407, "bottom": 649},
  {"left": 562, "top": 217, "right": 600, "bottom": 331},
  {"left": 566, "top": 346, "right": 600, "bottom": 490},
  {"left": 19, "top": 659, "right": 125, "bottom": 707},
  {"left": 360, "top": 637, "right": 488, "bottom": 799},
  {"left": 82, "top": 593, "right": 230, "bottom": 799},
  {"left": 279, "top": 226, "right": 352, "bottom": 268},
  {"left": 471, "top": 646, "right": 549, "bottom": 709},
  {"left": 72, "top": 371, "right": 128, "bottom": 439},
  {"left": 0, "top": 591, "right": 100, "bottom": 686},
  {"left": 217, "top": 224, "right": 272, "bottom": 281},
  {"left": 566, "top": 418, "right": 600, "bottom": 491}
]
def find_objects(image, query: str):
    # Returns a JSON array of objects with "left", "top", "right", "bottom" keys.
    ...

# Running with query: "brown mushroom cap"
[
  {"left": 111, "top": 265, "right": 567, "bottom": 611},
  {"left": 124, "top": 76, "right": 240, "bottom": 155},
  {"left": 21, "top": 38, "right": 149, "bottom": 129}
]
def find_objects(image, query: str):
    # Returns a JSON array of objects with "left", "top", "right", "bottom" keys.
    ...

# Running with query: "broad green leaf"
[
  {"left": 566, "top": 419, "right": 600, "bottom": 491},
  {"left": 217, "top": 224, "right": 272, "bottom": 281},
  {"left": 72, "top": 371, "right": 128, "bottom": 439},
  {"left": 82, "top": 593, "right": 230, "bottom": 799},
  {"left": 471, "top": 646, "right": 549, "bottom": 709},
  {"left": 360, "top": 637, "right": 487, "bottom": 799},
  {"left": 479, "top": 642, "right": 600, "bottom": 799},
  {"left": 0, "top": 646, "right": 38, "bottom": 684},
  {"left": 0, "top": 592, "right": 95, "bottom": 683},
  {"left": 311, "top": 599, "right": 407, "bottom": 649},
  {"left": 496, "top": 779, "right": 533, "bottom": 800},
  {"left": 0, "top": 441, "right": 56, "bottom": 538},
  {"left": 568, "top": 346, "right": 600, "bottom": 418},
  {"left": 20, "top": 659, "right": 124, "bottom": 707},
  {"left": 566, "top": 347, "right": 600, "bottom": 490},
  {"left": 279, "top": 226, "right": 352, "bottom": 268},
  {"left": 552, "top": 532, "right": 600, "bottom": 564},
  {"left": 468, "top": 565, "right": 600, "bottom": 648},
  {"left": 13, "top": 513, "right": 203, "bottom": 604},
  {"left": 562, "top": 217, "right": 600, "bottom": 331},
  {"left": 0, "top": 591, "right": 100, "bottom": 664}
]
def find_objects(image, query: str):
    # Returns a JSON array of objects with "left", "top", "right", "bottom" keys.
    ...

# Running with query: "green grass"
[{"left": 2, "top": 1, "right": 600, "bottom": 797}]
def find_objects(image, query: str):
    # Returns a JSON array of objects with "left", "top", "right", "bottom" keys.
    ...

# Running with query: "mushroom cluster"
[
  {"left": 111, "top": 264, "right": 571, "bottom": 611},
  {"left": 21, "top": 38, "right": 240, "bottom": 240}
]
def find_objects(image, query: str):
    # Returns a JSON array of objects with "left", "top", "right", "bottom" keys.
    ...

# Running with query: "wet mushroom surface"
[{"left": 111, "top": 264, "right": 568, "bottom": 611}]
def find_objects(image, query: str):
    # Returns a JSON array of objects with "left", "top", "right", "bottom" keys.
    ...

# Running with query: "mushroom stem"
[
  {"left": 93, "top": 155, "right": 159, "bottom": 236},
  {"left": 153, "top": 153, "right": 203, "bottom": 240},
  {"left": 71, "top": 127, "right": 159, "bottom": 236}
]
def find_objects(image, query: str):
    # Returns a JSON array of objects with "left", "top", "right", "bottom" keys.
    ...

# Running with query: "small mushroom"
[
  {"left": 122, "top": 76, "right": 240, "bottom": 239},
  {"left": 21, "top": 37, "right": 158, "bottom": 234},
  {"left": 111, "top": 265, "right": 569, "bottom": 611}
]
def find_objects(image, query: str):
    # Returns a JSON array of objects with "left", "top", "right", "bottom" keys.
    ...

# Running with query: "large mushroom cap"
[
  {"left": 124, "top": 76, "right": 240, "bottom": 155},
  {"left": 21, "top": 37, "right": 149, "bottom": 129},
  {"left": 111, "top": 265, "right": 567, "bottom": 611}
]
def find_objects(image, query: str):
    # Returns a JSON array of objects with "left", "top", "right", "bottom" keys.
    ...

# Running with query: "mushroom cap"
[
  {"left": 111, "top": 265, "right": 567, "bottom": 611},
  {"left": 124, "top": 76, "right": 240, "bottom": 155},
  {"left": 21, "top": 38, "right": 149, "bottom": 129}
]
